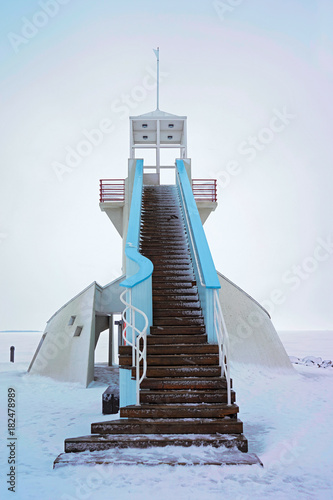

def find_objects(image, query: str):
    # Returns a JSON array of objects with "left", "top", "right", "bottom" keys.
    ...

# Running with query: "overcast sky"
[{"left": 1, "top": 0, "right": 332, "bottom": 332}]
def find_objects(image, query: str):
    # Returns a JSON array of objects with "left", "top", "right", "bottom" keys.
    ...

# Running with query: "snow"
[
  {"left": 1, "top": 330, "right": 333, "bottom": 499},
  {"left": 278, "top": 330, "right": 333, "bottom": 359}
]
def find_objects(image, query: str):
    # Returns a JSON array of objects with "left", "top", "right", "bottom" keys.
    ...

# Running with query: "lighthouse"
[{"left": 29, "top": 50, "right": 292, "bottom": 465}]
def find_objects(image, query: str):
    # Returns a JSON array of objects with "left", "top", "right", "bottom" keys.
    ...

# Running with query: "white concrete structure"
[
  {"left": 217, "top": 272, "right": 292, "bottom": 371},
  {"left": 28, "top": 277, "right": 124, "bottom": 386},
  {"left": 29, "top": 54, "right": 292, "bottom": 385}
]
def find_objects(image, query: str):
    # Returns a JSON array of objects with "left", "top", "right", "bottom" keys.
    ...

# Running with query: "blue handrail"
[
  {"left": 120, "top": 159, "right": 153, "bottom": 288},
  {"left": 176, "top": 159, "right": 220, "bottom": 290}
]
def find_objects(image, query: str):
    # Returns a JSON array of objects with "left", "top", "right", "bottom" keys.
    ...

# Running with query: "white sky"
[{"left": 0, "top": 0, "right": 332, "bottom": 331}]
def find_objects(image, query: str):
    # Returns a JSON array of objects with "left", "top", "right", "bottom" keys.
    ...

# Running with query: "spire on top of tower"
[{"left": 153, "top": 47, "right": 160, "bottom": 110}]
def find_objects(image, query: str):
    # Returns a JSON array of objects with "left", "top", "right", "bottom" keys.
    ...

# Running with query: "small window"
[
  {"left": 68, "top": 316, "right": 76, "bottom": 326},
  {"left": 73, "top": 326, "right": 83, "bottom": 337}
]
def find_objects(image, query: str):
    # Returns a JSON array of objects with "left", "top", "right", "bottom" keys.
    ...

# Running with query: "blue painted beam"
[
  {"left": 176, "top": 159, "right": 220, "bottom": 290},
  {"left": 121, "top": 159, "right": 153, "bottom": 289}
]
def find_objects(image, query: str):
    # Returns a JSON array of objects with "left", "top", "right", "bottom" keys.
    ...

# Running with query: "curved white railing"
[
  {"left": 120, "top": 288, "right": 148, "bottom": 406},
  {"left": 176, "top": 160, "right": 231, "bottom": 406}
]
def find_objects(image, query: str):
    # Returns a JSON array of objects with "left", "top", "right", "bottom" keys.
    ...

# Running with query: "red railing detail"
[
  {"left": 100, "top": 179, "right": 125, "bottom": 202},
  {"left": 192, "top": 179, "right": 217, "bottom": 202}
]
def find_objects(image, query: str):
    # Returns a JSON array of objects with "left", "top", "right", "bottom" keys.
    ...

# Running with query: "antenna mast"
[{"left": 153, "top": 47, "right": 160, "bottom": 110}]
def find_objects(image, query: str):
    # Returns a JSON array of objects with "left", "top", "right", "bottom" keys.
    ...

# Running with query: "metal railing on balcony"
[
  {"left": 192, "top": 179, "right": 217, "bottom": 202},
  {"left": 99, "top": 179, "right": 125, "bottom": 202}
]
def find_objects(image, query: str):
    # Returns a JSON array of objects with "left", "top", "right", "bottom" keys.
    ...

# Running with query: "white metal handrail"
[
  {"left": 120, "top": 288, "right": 148, "bottom": 406},
  {"left": 214, "top": 289, "right": 231, "bottom": 405},
  {"left": 177, "top": 169, "right": 231, "bottom": 405}
]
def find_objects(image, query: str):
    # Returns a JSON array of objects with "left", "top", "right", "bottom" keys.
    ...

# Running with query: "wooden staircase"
[{"left": 61, "top": 185, "right": 251, "bottom": 460}]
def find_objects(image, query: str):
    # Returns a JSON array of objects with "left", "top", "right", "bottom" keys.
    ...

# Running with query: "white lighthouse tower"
[{"left": 29, "top": 50, "right": 292, "bottom": 395}]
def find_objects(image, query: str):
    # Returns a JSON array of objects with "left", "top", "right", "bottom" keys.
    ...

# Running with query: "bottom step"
[
  {"left": 54, "top": 446, "right": 262, "bottom": 468},
  {"left": 65, "top": 433, "right": 248, "bottom": 453}
]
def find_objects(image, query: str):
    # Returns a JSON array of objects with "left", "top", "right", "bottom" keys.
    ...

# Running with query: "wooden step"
[
  {"left": 154, "top": 317, "right": 204, "bottom": 327},
  {"left": 141, "top": 208, "right": 181, "bottom": 212},
  {"left": 140, "top": 389, "right": 235, "bottom": 404},
  {"left": 141, "top": 240, "right": 187, "bottom": 246},
  {"left": 64, "top": 433, "right": 248, "bottom": 453},
  {"left": 152, "top": 277, "right": 196, "bottom": 285},
  {"left": 148, "top": 354, "right": 219, "bottom": 366},
  {"left": 153, "top": 295, "right": 199, "bottom": 302},
  {"left": 147, "top": 344, "right": 219, "bottom": 355},
  {"left": 152, "top": 271, "right": 195, "bottom": 278},
  {"left": 149, "top": 260, "right": 192, "bottom": 266},
  {"left": 120, "top": 354, "right": 219, "bottom": 367},
  {"left": 141, "top": 224, "right": 184, "bottom": 228},
  {"left": 140, "top": 232, "right": 186, "bottom": 238},
  {"left": 140, "top": 231, "right": 186, "bottom": 237},
  {"left": 152, "top": 264, "right": 193, "bottom": 271},
  {"left": 147, "top": 334, "right": 208, "bottom": 344},
  {"left": 154, "top": 302, "right": 201, "bottom": 311},
  {"left": 141, "top": 221, "right": 183, "bottom": 226},
  {"left": 140, "top": 377, "right": 229, "bottom": 390},
  {"left": 150, "top": 325, "right": 206, "bottom": 335},
  {"left": 120, "top": 403, "right": 239, "bottom": 419},
  {"left": 153, "top": 292, "right": 199, "bottom": 299},
  {"left": 142, "top": 206, "right": 181, "bottom": 209},
  {"left": 143, "top": 248, "right": 189, "bottom": 254},
  {"left": 142, "top": 249, "right": 189, "bottom": 254},
  {"left": 143, "top": 250, "right": 190, "bottom": 256},
  {"left": 119, "top": 346, "right": 132, "bottom": 356},
  {"left": 119, "top": 344, "right": 217, "bottom": 356},
  {"left": 141, "top": 243, "right": 187, "bottom": 248},
  {"left": 141, "top": 233, "right": 186, "bottom": 239},
  {"left": 91, "top": 418, "right": 243, "bottom": 435},
  {"left": 154, "top": 309, "right": 203, "bottom": 319},
  {"left": 140, "top": 238, "right": 187, "bottom": 244},
  {"left": 131, "top": 365, "right": 221, "bottom": 378},
  {"left": 152, "top": 284, "right": 198, "bottom": 292}
]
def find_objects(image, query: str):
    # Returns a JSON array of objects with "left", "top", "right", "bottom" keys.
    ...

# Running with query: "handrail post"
[{"left": 136, "top": 335, "right": 140, "bottom": 406}]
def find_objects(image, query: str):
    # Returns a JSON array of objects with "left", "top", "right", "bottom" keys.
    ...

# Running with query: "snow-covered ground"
[{"left": 0, "top": 330, "right": 332, "bottom": 500}]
